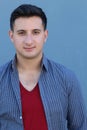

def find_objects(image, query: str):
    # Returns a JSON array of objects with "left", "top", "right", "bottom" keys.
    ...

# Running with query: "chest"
[
  {"left": 19, "top": 71, "right": 41, "bottom": 91},
  {"left": 20, "top": 83, "right": 48, "bottom": 130}
]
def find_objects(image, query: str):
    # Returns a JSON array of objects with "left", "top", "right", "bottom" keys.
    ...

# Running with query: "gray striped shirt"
[{"left": 0, "top": 55, "right": 87, "bottom": 130}]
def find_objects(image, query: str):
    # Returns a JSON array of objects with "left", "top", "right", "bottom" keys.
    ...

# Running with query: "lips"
[{"left": 24, "top": 46, "right": 35, "bottom": 51}]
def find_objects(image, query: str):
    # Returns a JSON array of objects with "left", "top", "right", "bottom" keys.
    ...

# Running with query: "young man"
[{"left": 0, "top": 4, "right": 87, "bottom": 130}]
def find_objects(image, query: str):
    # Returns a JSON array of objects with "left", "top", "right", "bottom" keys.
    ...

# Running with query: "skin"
[
  {"left": 9, "top": 16, "right": 48, "bottom": 61},
  {"left": 9, "top": 16, "right": 48, "bottom": 91}
]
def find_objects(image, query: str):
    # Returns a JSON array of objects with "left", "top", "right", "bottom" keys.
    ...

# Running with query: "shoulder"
[
  {"left": 46, "top": 58, "right": 80, "bottom": 92},
  {"left": 47, "top": 58, "right": 75, "bottom": 78},
  {"left": 0, "top": 60, "right": 12, "bottom": 81},
  {"left": 0, "top": 60, "right": 12, "bottom": 71}
]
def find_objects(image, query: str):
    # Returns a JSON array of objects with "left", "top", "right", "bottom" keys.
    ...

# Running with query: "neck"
[{"left": 16, "top": 55, "right": 42, "bottom": 72}]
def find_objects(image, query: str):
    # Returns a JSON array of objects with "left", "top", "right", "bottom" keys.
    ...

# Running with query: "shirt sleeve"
[{"left": 67, "top": 73, "right": 87, "bottom": 130}]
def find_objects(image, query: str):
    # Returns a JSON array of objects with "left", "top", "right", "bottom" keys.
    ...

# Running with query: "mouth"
[{"left": 24, "top": 47, "right": 35, "bottom": 51}]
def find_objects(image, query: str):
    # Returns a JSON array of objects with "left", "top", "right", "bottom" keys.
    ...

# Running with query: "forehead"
[{"left": 13, "top": 16, "right": 44, "bottom": 30}]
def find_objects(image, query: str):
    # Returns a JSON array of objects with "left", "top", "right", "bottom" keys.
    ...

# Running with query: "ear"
[
  {"left": 44, "top": 30, "right": 48, "bottom": 42},
  {"left": 8, "top": 30, "right": 14, "bottom": 43}
]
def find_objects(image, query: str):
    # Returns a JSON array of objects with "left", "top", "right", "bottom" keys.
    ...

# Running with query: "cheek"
[
  {"left": 13, "top": 37, "right": 23, "bottom": 45},
  {"left": 12, "top": 39, "right": 21, "bottom": 49},
  {"left": 36, "top": 35, "right": 46, "bottom": 43}
]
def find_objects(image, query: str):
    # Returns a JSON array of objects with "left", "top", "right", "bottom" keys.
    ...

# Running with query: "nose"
[{"left": 24, "top": 34, "right": 33, "bottom": 45}]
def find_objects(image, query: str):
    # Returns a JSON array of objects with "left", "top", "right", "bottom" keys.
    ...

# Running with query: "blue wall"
[{"left": 0, "top": 0, "right": 87, "bottom": 107}]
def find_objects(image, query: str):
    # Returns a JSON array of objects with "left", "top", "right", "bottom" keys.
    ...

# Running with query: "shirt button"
[{"left": 20, "top": 116, "right": 22, "bottom": 119}]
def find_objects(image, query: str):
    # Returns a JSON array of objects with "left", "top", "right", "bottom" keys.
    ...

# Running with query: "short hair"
[{"left": 10, "top": 4, "right": 47, "bottom": 31}]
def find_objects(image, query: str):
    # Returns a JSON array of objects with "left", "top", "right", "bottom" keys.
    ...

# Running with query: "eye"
[
  {"left": 33, "top": 30, "right": 41, "bottom": 35},
  {"left": 17, "top": 31, "right": 26, "bottom": 36}
]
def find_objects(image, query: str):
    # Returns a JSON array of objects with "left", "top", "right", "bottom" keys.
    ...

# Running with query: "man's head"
[
  {"left": 9, "top": 4, "right": 48, "bottom": 60},
  {"left": 10, "top": 4, "right": 47, "bottom": 31}
]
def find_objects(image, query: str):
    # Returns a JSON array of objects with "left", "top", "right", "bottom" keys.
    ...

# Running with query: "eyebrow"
[
  {"left": 16, "top": 29, "right": 42, "bottom": 32},
  {"left": 16, "top": 30, "right": 25, "bottom": 33},
  {"left": 33, "top": 29, "right": 42, "bottom": 32}
]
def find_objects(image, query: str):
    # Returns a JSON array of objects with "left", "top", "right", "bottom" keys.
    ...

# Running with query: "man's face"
[{"left": 9, "top": 16, "right": 48, "bottom": 60}]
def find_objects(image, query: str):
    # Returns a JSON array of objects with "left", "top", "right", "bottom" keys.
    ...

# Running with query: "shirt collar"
[
  {"left": 11, "top": 54, "right": 48, "bottom": 71},
  {"left": 42, "top": 54, "right": 48, "bottom": 71},
  {"left": 12, "top": 55, "right": 17, "bottom": 71}
]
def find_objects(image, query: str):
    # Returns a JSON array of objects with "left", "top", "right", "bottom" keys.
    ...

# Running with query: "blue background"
[{"left": 0, "top": 0, "right": 87, "bottom": 108}]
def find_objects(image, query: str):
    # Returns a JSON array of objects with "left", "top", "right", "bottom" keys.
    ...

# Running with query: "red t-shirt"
[{"left": 20, "top": 83, "right": 48, "bottom": 130}]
